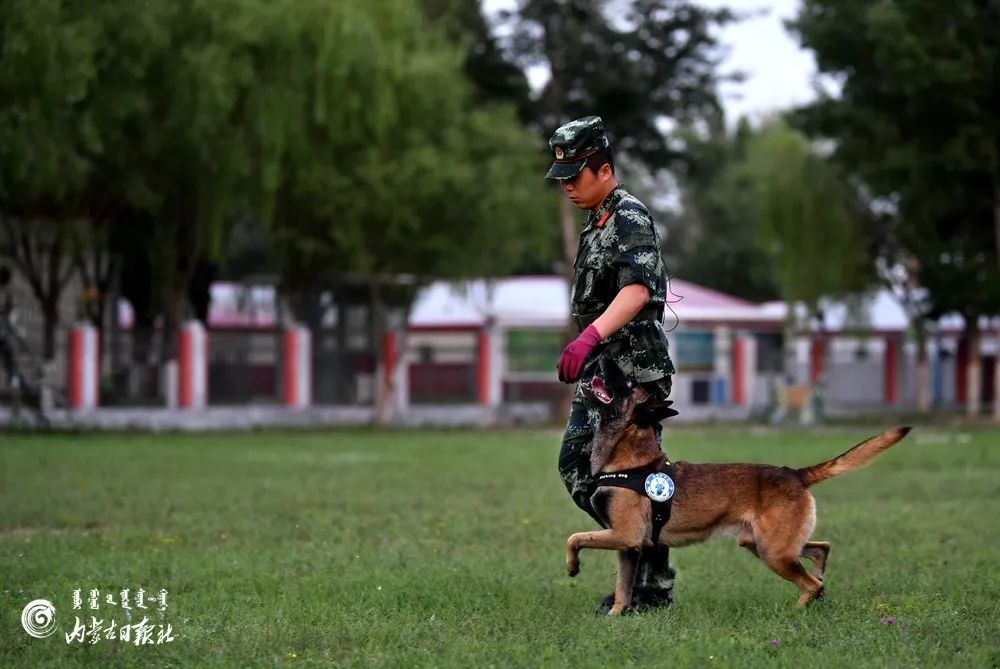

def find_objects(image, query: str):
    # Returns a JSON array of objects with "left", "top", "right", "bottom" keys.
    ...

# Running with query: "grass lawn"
[{"left": 1, "top": 425, "right": 998, "bottom": 667}]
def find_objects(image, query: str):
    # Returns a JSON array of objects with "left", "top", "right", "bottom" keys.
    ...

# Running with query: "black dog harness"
[{"left": 594, "top": 455, "right": 676, "bottom": 544}]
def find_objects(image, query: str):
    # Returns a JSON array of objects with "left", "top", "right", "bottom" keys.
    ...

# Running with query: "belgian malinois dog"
[{"left": 566, "top": 357, "right": 911, "bottom": 615}]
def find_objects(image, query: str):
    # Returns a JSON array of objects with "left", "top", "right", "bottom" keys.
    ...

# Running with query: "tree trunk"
[
  {"left": 42, "top": 297, "right": 59, "bottom": 363},
  {"left": 966, "top": 317, "right": 981, "bottom": 418},
  {"left": 3, "top": 219, "right": 76, "bottom": 365},
  {"left": 107, "top": 264, "right": 121, "bottom": 403},
  {"left": 157, "top": 219, "right": 181, "bottom": 367},
  {"left": 370, "top": 277, "right": 394, "bottom": 427},
  {"left": 993, "top": 146, "right": 1000, "bottom": 421},
  {"left": 782, "top": 310, "right": 798, "bottom": 382},
  {"left": 915, "top": 324, "right": 931, "bottom": 413},
  {"left": 808, "top": 309, "right": 827, "bottom": 425},
  {"left": 556, "top": 194, "right": 578, "bottom": 423},
  {"left": 160, "top": 286, "right": 182, "bottom": 366},
  {"left": 335, "top": 294, "right": 350, "bottom": 403},
  {"left": 994, "top": 327, "right": 1000, "bottom": 422},
  {"left": 771, "top": 311, "right": 798, "bottom": 425}
]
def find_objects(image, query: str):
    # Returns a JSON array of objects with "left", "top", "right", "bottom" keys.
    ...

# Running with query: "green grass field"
[{"left": 1, "top": 426, "right": 999, "bottom": 668}]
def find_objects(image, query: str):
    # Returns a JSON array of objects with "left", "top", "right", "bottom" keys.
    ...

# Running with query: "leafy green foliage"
[
  {"left": 244, "top": 0, "right": 555, "bottom": 299},
  {"left": 668, "top": 117, "right": 871, "bottom": 309},
  {"left": 0, "top": 0, "right": 556, "bottom": 341},
  {"left": 743, "top": 119, "right": 873, "bottom": 312},
  {"left": 0, "top": 0, "right": 98, "bottom": 212},
  {"left": 667, "top": 119, "right": 781, "bottom": 302},
  {"left": 789, "top": 0, "right": 1000, "bottom": 320},
  {"left": 420, "top": 0, "right": 533, "bottom": 120},
  {"left": 505, "top": 0, "right": 735, "bottom": 166}
]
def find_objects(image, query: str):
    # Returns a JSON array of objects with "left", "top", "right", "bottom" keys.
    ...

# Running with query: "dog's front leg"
[
  {"left": 566, "top": 530, "right": 642, "bottom": 578},
  {"left": 611, "top": 549, "right": 640, "bottom": 615}
]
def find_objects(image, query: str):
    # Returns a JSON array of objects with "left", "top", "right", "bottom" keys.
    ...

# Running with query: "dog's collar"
[
  {"left": 597, "top": 453, "right": 669, "bottom": 476},
  {"left": 595, "top": 454, "right": 670, "bottom": 485}
]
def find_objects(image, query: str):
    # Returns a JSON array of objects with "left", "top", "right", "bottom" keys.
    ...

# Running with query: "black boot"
[{"left": 594, "top": 546, "right": 675, "bottom": 615}]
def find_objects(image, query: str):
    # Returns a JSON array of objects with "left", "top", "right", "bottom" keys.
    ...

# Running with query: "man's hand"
[
  {"left": 557, "top": 324, "right": 603, "bottom": 383},
  {"left": 558, "top": 284, "right": 651, "bottom": 383}
]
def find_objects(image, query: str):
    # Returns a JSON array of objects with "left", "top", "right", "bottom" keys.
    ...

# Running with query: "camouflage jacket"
[{"left": 571, "top": 185, "right": 676, "bottom": 383}]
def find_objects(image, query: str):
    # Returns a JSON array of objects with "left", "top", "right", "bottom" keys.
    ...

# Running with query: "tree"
[
  {"left": 0, "top": 0, "right": 100, "bottom": 362},
  {"left": 738, "top": 119, "right": 873, "bottom": 420},
  {"left": 503, "top": 0, "right": 737, "bottom": 264},
  {"left": 116, "top": 0, "right": 261, "bottom": 360},
  {"left": 667, "top": 117, "right": 781, "bottom": 302},
  {"left": 789, "top": 0, "right": 1000, "bottom": 417},
  {"left": 420, "top": 0, "right": 534, "bottom": 121},
  {"left": 0, "top": 0, "right": 257, "bottom": 356},
  {"left": 744, "top": 120, "right": 872, "bottom": 314},
  {"left": 490, "top": 0, "right": 737, "bottom": 413},
  {"left": 504, "top": 1, "right": 735, "bottom": 160},
  {"left": 249, "top": 0, "right": 554, "bottom": 423}
]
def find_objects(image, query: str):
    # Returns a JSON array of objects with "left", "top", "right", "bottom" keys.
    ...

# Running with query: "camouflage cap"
[{"left": 545, "top": 115, "right": 611, "bottom": 180}]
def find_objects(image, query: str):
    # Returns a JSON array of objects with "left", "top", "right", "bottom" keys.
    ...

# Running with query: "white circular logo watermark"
[
  {"left": 644, "top": 472, "right": 675, "bottom": 502},
  {"left": 21, "top": 599, "right": 57, "bottom": 638}
]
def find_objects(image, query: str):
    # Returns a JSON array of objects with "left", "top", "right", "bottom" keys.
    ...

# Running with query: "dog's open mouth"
[{"left": 589, "top": 376, "right": 613, "bottom": 405}]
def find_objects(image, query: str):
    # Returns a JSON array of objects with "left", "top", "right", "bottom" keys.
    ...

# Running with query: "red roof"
[{"left": 666, "top": 279, "right": 756, "bottom": 309}]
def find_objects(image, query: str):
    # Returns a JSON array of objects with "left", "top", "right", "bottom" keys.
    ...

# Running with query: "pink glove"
[{"left": 557, "top": 324, "right": 603, "bottom": 383}]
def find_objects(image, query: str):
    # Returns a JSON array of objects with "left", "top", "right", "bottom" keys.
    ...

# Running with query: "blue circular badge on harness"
[{"left": 645, "top": 473, "right": 674, "bottom": 502}]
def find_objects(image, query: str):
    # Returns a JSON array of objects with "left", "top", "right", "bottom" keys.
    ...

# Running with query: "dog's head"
[
  {"left": 581, "top": 355, "right": 678, "bottom": 427},
  {"left": 581, "top": 355, "right": 649, "bottom": 422},
  {"left": 582, "top": 355, "right": 679, "bottom": 475}
]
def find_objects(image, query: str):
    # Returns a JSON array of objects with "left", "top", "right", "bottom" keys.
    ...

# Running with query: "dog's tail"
[{"left": 798, "top": 427, "right": 911, "bottom": 487}]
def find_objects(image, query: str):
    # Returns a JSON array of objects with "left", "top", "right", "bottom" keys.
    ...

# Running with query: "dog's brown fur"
[{"left": 565, "top": 387, "right": 911, "bottom": 615}]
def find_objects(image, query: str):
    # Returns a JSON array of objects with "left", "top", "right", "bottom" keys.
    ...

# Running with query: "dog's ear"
[{"left": 634, "top": 400, "right": 678, "bottom": 427}]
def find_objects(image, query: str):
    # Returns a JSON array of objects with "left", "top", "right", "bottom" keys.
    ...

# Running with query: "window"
[
  {"left": 755, "top": 332, "right": 784, "bottom": 373},
  {"left": 690, "top": 379, "right": 711, "bottom": 405},
  {"left": 506, "top": 330, "right": 565, "bottom": 374},
  {"left": 675, "top": 331, "right": 714, "bottom": 371}
]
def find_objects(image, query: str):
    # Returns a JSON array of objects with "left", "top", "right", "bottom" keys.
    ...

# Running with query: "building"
[
  {"left": 5, "top": 268, "right": 996, "bottom": 418},
  {"left": 404, "top": 276, "right": 779, "bottom": 419},
  {"left": 404, "top": 276, "right": 997, "bottom": 419}
]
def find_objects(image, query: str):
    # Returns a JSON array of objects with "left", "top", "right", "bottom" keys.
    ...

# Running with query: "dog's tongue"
[{"left": 591, "top": 376, "right": 613, "bottom": 404}]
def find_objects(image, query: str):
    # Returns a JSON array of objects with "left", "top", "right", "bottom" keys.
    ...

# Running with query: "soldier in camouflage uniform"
[{"left": 546, "top": 116, "right": 678, "bottom": 614}]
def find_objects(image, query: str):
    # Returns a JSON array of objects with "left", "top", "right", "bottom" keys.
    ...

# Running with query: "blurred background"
[{"left": 0, "top": 0, "right": 997, "bottom": 429}]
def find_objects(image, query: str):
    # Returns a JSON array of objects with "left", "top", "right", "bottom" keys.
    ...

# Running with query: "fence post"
[
  {"left": 67, "top": 323, "right": 99, "bottom": 411},
  {"left": 713, "top": 325, "right": 731, "bottom": 405},
  {"left": 884, "top": 334, "right": 899, "bottom": 404},
  {"left": 810, "top": 336, "right": 824, "bottom": 384},
  {"left": 732, "top": 332, "right": 757, "bottom": 407},
  {"left": 732, "top": 336, "right": 745, "bottom": 406},
  {"left": 477, "top": 330, "right": 491, "bottom": 406},
  {"left": 283, "top": 325, "right": 312, "bottom": 408},
  {"left": 955, "top": 334, "right": 968, "bottom": 405},
  {"left": 178, "top": 321, "right": 207, "bottom": 409}
]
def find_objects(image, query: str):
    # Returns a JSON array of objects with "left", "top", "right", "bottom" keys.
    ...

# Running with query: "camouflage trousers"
[{"left": 558, "top": 374, "right": 676, "bottom": 597}]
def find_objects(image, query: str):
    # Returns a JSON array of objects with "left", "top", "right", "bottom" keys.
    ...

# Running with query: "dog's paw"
[{"left": 566, "top": 557, "right": 580, "bottom": 577}]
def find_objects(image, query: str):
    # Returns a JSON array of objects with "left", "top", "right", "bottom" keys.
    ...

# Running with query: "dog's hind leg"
[
  {"left": 754, "top": 498, "right": 824, "bottom": 607},
  {"left": 760, "top": 554, "right": 824, "bottom": 607},
  {"left": 799, "top": 541, "right": 830, "bottom": 582}
]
